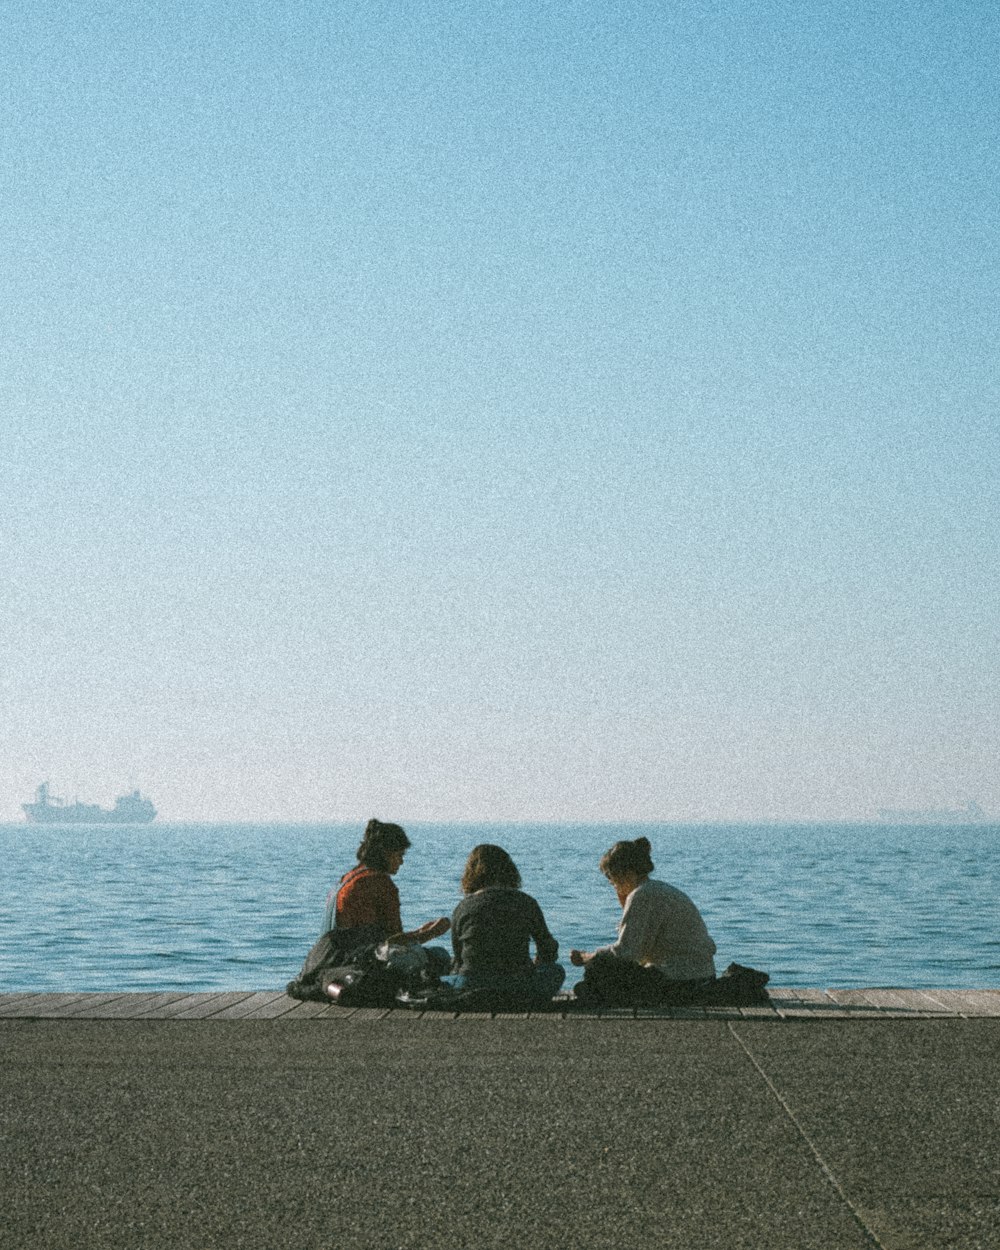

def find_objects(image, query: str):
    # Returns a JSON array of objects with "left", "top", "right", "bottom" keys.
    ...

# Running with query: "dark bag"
[
  {"left": 694, "top": 962, "right": 770, "bottom": 1007},
  {"left": 285, "top": 924, "right": 385, "bottom": 1001},
  {"left": 322, "top": 963, "right": 403, "bottom": 1008},
  {"left": 395, "top": 984, "right": 565, "bottom": 1014},
  {"left": 575, "top": 952, "right": 672, "bottom": 1006},
  {"left": 395, "top": 984, "right": 477, "bottom": 1012},
  {"left": 576, "top": 954, "right": 770, "bottom": 1008},
  {"left": 324, "top": 954, "right": 450, "bottom": 1009}
]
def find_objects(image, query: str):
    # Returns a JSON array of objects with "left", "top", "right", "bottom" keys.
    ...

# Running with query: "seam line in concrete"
[{"left": 726, "top": 1023, "right": 887, "bottom": 1250}]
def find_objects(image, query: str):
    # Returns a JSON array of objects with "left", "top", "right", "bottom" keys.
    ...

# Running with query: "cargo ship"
[{"left": 23, "top": 782, "right": 157, "bottom": 824}]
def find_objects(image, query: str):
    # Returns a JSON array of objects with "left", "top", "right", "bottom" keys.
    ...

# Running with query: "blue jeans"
[
  {"left": 424, "top": 946, "right": 453, "bottom": 976},
  {"left": 450, "top": 962, "right": 566, "bottom": 1000}
]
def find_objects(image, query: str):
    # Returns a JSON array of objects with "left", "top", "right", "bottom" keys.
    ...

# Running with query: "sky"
[{"left": 1, "top": 1, "right": 997, "bottom": 823}]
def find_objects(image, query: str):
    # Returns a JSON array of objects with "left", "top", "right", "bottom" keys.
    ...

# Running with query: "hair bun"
[{"left": 634, "top": 836, "right": 652, "bottom": 854}]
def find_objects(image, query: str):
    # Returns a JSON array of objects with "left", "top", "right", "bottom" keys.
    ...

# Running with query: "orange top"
[{"left": 335, "top": 865, "right": 402, "bottom": 935}]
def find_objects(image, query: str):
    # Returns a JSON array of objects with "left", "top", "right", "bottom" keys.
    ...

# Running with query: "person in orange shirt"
[{"left": 324, "top": 818, "right": 449, "bottom": 945}]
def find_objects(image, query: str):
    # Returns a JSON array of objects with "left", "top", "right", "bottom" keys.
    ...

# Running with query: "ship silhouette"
[{"left": 23, "top": 782, "right": 156, "bottom": 824}]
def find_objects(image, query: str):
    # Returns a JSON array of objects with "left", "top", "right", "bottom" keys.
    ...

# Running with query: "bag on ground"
[
  {"left": 575, "top": 953, "right": 770, "bottom": 1008},
  {"left": 285, "top": 924, "right": 385, "bottom": 1001}
]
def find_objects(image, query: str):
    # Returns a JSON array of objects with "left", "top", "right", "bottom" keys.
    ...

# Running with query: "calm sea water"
[{"left": 1, "top": 821, "right": 998, "bottom": 993}]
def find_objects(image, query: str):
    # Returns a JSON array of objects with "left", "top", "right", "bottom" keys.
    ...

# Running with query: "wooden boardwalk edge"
[{"left": 1, "top": 989, "right": 999, "bottom": 1021}]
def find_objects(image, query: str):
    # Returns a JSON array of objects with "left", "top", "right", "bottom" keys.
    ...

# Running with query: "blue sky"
[{"left": 2, "top": 1, "right": 997, "bottom": 821}]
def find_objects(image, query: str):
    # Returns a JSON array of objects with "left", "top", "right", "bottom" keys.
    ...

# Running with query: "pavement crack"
[{"left": 727, "top": 1022, "right": 888, "bottom": 1250}]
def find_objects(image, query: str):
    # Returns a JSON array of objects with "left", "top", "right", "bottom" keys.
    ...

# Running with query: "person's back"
[
  {"left": 328, "top": 864, "right": 401, "bottom": 934},
  {"left": 614, "top": 878, "right": 716, "bottom": 980},
  {"left": 449, "top": 844, "right": 565, "bottom": 1001},
  {"left": 569, "top": 836, "right": 717, "bottom": 1003},
  {"left": 451, "top": 886, "right": 557, "bottom": 978}
]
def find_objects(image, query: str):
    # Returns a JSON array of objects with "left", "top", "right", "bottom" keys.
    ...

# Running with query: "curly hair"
[
  {"left": 356, "top": 818, "right": 411, "bottom": 872},
  {"left": 460, "top": 843, "right": 522, "bottom": 894},
  {"left": 599, "top": 836, "right": 654, "bottom": 881}
]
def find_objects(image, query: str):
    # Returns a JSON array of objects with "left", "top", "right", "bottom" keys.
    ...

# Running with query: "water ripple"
[{"left": 1, "top": 820, "right": 998, "bottom": 992}]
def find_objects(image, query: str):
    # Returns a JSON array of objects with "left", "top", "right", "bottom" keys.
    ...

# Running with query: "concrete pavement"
[{"left": 2, "top": 1017, "right": 998, "bottom": 1248}]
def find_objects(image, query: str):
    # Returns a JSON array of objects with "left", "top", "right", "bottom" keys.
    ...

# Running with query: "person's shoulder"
[
  {"left": 630, "top": 878, "right": 677, "bottom": 905},
  {"left": 452, "top": 892, "right": 478, "bottom": 919},
  {"left": 477, "top": 886, "right": 518, "bottom": 909},
  {"left": 515, "top": 890, "right": 548, "bottom": 920},
  {"left": 344, "top": 867, "right": 393, "bottom": 891},
  {"left": 644, "top": 878, "right": 694, "bottom": 906}
]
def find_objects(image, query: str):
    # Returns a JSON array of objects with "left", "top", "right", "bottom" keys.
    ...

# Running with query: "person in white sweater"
[{"left": 570, "top": 836, "right": 716, "bottom": 1003}]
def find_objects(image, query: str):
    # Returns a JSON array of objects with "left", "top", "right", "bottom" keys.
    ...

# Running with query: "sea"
[{"left": 1, "top": 821, "right": 998, "bottom": 994}]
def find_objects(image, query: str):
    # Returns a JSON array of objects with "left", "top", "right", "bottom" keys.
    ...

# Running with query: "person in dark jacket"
[{"left": 450, "top": 844, "right": 564, "bottom": 1000}]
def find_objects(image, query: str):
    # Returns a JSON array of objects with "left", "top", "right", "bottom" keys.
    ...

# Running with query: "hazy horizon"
[
  {"left": 5, "top": 788, "right": 996, "bottom": 827},
  {"left": 6, "top": 812, "right": 998, "bottom": 830},
  {"left": 3, "top": 4, "right": 997, "bottom": 825}
]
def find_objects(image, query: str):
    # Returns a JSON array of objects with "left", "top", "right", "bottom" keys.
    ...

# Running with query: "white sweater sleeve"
[{"left": 598, "top": 886, "right": 658, "bottom": 963}]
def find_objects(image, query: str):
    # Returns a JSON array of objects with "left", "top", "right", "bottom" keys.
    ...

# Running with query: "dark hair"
[
  {"left": 460, "top": 844, "right": 522, "bottom": 894},
  {"left": 599, "top": 836, "right": 654, "bottom": 881},
  {"left": 356, "top": 818, "right": 411, "bottom": 872}
]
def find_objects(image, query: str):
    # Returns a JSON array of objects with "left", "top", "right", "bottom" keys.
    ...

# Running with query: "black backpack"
[
  {"left": 576, "top": 954, "right": 770, "bottom": 1008},
  {"left": 286, "top": 925, "right": 449, "bottom": 1007},
  {"left": 695, "top": 962, "right": 771, "bottom": 1007},
  {"left": 285, "top": 924, "right": 386, "bottom": 1002}
]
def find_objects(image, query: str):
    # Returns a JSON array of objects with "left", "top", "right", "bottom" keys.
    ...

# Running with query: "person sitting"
[
  {"left": 449, "top": 843, "right": 565, "bottom": 1002},
  {"left": 569, "top": 836, "right": 716, "bottom": 1005},
  {"left": 284, "top": 819, "right": 450, "bottom": 1005},
  {"left": 325, "top": 818, "right": 450, "bottom": 946}
]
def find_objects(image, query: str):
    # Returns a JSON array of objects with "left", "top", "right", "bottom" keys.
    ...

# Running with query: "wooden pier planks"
[
  {"left": 0, "top": 991, "right": 48, "bottom": 1014},
  {"left": 767, "top": 987, "right": 845, "bottom": 1018},
  {"left": 825, "top": 988, "right": 954, "bottom": 1016},
  {"left": 49, "top": 992, "right": 189, "bottom": 1019},
  {"left": 133, "top": 991, "right": 237, "bottom": 1019},
  {"left": 914, "top": 988, "right": 1000, "bottom": 1016},
  {"left": 0, "top": 992, "right": 116, "bottom": 1018},
  {"left": 205, "top": 992, "right": 300, "bottom": 1020},
  {"left": 2, "top": 989, "right": 1000, "bottom": 1020}
]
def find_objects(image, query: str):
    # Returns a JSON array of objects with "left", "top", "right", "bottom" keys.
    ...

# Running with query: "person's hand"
[
  {"left": 417, "top": 916, "right": 450, "bottom": 942},
  {"left": 569, "top": 949, "right": 589, "bottom": 967}
]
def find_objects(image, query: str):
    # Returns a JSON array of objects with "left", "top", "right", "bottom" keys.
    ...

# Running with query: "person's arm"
[
  {"left": 376, "top": 874, "right": 404, "bottom": 937},
  {"left": 392, "top": 916, "right": 450, "bottom": 944},
  {"left": 378, "top": 877, "right": 450, "bottom": 944},
  {"left": 322, "top": 888, "right": 337, "bottom": 935},
  {"left": 451, "top": 908, "right": 462, "bottom": 968},
  {"left": 601, "top": 886, "right": 655, "bottom": 962},
  {"left": 570, "top": 887, "right": 654, "bottom": 966},
  {"left": 334, "top": 871, "right": 446, "bottom": 942},
  {"left": 528, "top": 897, "right": 559, "bottom": 964}
]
